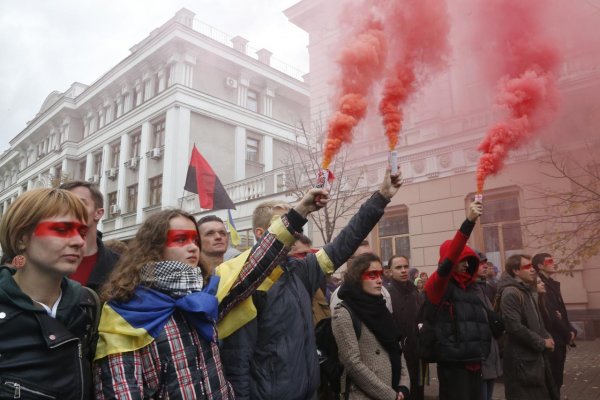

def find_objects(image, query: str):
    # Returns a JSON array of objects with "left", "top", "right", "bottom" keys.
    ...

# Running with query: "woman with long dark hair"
[
  {"left": 94, "top": 189, "right": 326, "bottom": 399},
  {"left": 333, "top": 253, "right": 410, "bottom": 399}
]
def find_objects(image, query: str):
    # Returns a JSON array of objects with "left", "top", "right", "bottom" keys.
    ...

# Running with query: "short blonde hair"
[
  {"left": 252, "top": 200, "right": 291, "bottom": 231},
  {"left": 0, "top": 189, "right": 88, "bottom": 259}
]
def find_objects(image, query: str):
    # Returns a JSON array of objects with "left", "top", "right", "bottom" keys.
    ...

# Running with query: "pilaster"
[
  {"left": 264, "top": 136, "right": 273, "bottom": 171},
  {"left": 163, "top": 106, "right": 191, "bottom": 207},
  {"left": 234, "top": 126, "right": 247, "bottom": 180},
  {"left": 137, "top": 121, "right": 151, "bottom": 224}
]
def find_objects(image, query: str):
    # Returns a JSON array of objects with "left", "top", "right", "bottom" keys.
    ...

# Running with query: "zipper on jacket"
[
  {"left": 3, "top": 381, "right": 57, "bottom": 399},
  {"left": 48, "top": 337, "right": 84, "bottom": 400}
]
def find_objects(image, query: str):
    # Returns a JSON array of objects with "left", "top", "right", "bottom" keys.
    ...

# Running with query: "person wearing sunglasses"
[
  {"left": 332, "top": 253, "right": 410, "bottom": 400},
  {"left": 532, "top": 253, "right": 577, "bottom": 396},
  {"left": 497, "top": 254, "right": 559, "bottom": 400}
]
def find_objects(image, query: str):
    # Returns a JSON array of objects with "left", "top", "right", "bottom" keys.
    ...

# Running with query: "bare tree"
[
  {"left": 282, "top": 121, "right": 372, "bottom": 244},
  {"left": 523, "top": 142, "right": 600, "bottom": 272}
]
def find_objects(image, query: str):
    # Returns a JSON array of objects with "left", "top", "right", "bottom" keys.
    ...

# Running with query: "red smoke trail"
[
  {"left": 379, "top": 0, "right": 450, "bottom": 150},
  {"left": 475, "top": 0, "right": 560, "bottom": 193},
  {"left": 322, "top": 16, "right": 387, "bottom": 169}
]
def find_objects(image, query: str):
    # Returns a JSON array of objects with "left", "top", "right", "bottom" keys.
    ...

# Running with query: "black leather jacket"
[{"left": 0, "top": 267, "right": 97, "bottom": 399}]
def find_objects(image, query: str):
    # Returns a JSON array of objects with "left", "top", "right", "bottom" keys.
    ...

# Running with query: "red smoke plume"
[
  {"left": 475, "top": 0, "right": 560, "bottom": 193},
  {"left": 322, "top": 0, "right": 450, "bottom": 168},
  {"left": 322, "top": 18, "right": 387, "bottom": 169},
  {"left": 379, "top": 0, "right": 450, "bottom": 150}
]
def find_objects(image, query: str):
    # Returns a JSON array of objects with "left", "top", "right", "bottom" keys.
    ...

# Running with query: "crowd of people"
[{"left": 0, "top": 167, "right": 577, "bottom": 400}]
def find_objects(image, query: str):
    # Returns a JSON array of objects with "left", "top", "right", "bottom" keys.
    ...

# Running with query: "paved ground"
[{"left": 424, "top": 339, "right": 600, "bottom": 399}]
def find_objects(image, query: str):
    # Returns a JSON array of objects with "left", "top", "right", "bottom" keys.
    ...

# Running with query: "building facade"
[
  {"left": 0, "top": 8, "right": 309, "bottom": 247},
  {"left": 286, "top": 0, "right": 600, "bottom": 337}
]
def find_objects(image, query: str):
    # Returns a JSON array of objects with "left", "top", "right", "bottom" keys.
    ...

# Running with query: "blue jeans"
[{"left": 481, "top": 379, "right": 494, "bottom": 400}]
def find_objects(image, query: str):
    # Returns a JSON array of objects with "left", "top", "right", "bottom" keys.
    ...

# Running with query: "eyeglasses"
[{"left": 361, "top": 270, "right": 384, "bottom": 281}]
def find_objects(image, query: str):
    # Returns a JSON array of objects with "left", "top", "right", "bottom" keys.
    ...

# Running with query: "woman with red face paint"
[
  {"left": 94, "top": 187, "right": 328, "bottom": 399},
  {"left": 0, "top": 188, "right": 100, "bottom": 400},
  {"left": 332, "top": 253, "right": 410, "bottom": 400}
]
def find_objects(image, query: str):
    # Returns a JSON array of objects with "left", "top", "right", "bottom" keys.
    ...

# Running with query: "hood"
[
  {"left": 438, "top": 240, "right": 480, "bottom": 288},
  {"left": 0, "top": 266, "right": 82, "bottom": 315},
  {"left": 497, "top": 271, "right": 531, "bottom": 293}
]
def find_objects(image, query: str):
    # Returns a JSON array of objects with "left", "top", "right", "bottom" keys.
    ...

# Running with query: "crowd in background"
[{"left": 0, "top": 168, "right": 576, "bottom": 400}]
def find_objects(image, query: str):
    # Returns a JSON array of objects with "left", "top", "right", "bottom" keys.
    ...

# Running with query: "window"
[
  {"left": 377, "top": 206, "right": 411, "bottom": 263},
  {"left": 130, "top": 131, "right": 142, "bottom": 158},
  {"left": 475, "top": 189, "right": 523, "bottom": 269},
  {"left": 152, "top": 119, "right": 165, "bottom": 148},
  {"left": 93, "top": 153, "right": 102, "bottom": 177},
  {"left": 107, "top": 191, "right": 118, "bottom": 218},
  {"left": 246, "top": 138, "right": 259, "bottom": 162},
  {"left": 246, "top": 90, "right": 258, "bottom": 112},
  {"left": 111, "top": 142, "right": 121, "bottom": 168},
  {"left": 148, "top": 175, "right": 163, "bottom": 206},
  {"left": 127, "top": 184, "right": 138, "bottom": 213}
]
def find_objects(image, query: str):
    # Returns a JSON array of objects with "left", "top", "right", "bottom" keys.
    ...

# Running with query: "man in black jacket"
[
  {"left": 533, "top": 252, "right": 577, "bottom": 394},
  {"left": 60, "top": 181, "right": 119, "bottom": 292},
  {"left": 388, "top": 254, "right": 424, "bottom": 400},
  {"left": 220, "top": 169, "right": 403, "bottom": 400}
]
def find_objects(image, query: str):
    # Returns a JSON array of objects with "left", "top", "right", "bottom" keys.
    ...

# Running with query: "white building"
[{"left": 0, "top": 8, "right": 309, "bottom": 247}]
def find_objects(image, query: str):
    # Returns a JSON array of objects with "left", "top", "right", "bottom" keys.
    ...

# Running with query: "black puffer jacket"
[{"left": 0, "top": 267, "right": 97, "bottom": 400}]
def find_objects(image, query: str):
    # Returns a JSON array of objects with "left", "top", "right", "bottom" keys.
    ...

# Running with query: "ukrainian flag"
[
  {"left": 95, "top": 277, "right": 219, "bottom": 360},
  {"left": 226, "top": 209, "right": 240, "bottom": 246}
]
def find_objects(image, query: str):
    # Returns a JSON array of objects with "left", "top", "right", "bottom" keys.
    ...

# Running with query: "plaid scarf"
[{"left": 140, "top": 260, "right": 204, "bottom": 297}]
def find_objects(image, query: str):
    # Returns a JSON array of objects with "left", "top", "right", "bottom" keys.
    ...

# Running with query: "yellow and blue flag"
[{"left": 226, "top": 209, "right": 240, "bottom": 246}]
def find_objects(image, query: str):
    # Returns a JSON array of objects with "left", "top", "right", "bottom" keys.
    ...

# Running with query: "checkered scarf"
[{"left": 140, "top": 261, "right": 204, "bottom": 298}]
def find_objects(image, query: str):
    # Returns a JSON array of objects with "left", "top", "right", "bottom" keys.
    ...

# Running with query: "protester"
[
  {"left": 388, "top": 255, "right": 425, "bottom": 400},
  {"left": 414, "top": 277, "right": 424, "bottom": 294},
  {"left": 423, "top": 200, "right": 490, "bottom": 400},
  {"left": 197, "top": 215, "right": 229, "bottom": 276},
  {"left": 0, "top": 188, "right": 99, "bottom": 399},
  {"left": 418, "top": 271, "right": 428, "bottom": 285},
  {"left": 473, "top": 253, "right": 502, "bottom": 400},
  {"left": 533, "top": 253, "right": 577, "bottom": 395},
  {"left": 475, "top": 250, "right": 496, "bottom": 304},
  {"left": 93, "top": 188, "right": 327, "bottom": 398},
  {"left": 60, "top": 181, "right": 119, "bottom": 292},
  {"left": 220, "top": 168, "right": 403, "bottom": 400},
  {"left": 290, "top": 234, "right": 331, "bottom": 325},
  {"left": 408, "top": 267, "right": 419, "bottom": 283},
  {"left": 103, "top": 239, "right": 128, "bottom": 255},
  {"left": 333, "top": 253, "right": 410, "bottom": 400},
  {"left": 497, "top": 254, "right": 559, "bottom": 400}
]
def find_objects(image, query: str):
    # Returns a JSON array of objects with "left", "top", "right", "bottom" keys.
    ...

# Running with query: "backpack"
[{"left": 315, "top": 302, "right": 361, "bottom": 397}]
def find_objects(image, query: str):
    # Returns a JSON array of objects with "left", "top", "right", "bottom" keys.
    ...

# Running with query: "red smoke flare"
[
  {"left": 378, "top": 0, "right": 450, "bottom": 150},
  {"left": 322, "top": 19, "right": 387, "bottom": 169},
  {"left": 475, "top": 0, "right": 560, "bottom": 193}
]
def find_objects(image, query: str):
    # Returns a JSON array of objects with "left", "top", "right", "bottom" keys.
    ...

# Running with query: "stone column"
[
  {"left": 115, "top": 133, "right": 131, "bottom": 229},
  {"left": 136, "top": 121, "right": 151, "bottom": 224},
  {"left": 264, "top": 135, "right": 273, "bottom": 171},
  {"left": 234, "top": 126, "right": 246, "bottom": 180},
  {"left": 85, "top": 153, "right": 94, "bottom": 181},
  {"left": 162, "top": 106, "right": 191, "bottom": 207}
]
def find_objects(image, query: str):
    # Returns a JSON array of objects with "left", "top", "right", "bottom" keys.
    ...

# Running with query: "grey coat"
[
  {"left": 333, "top": 305, "right": 410, "bottom": 400},
  {"left": 497, "top": 274, "right": 559, "bottom": 400}
]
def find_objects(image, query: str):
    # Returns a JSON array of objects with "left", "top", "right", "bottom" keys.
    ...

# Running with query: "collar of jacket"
[{"left": 0, "top": 266, "right": 82, "bottom": 319}]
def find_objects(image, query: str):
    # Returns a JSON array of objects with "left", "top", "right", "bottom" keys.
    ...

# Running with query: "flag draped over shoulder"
[
  {"left": 226, "top": 209, "right": 240, "bottom": 246},
  {"left": 184, "top": 145, "right": 235, "bottom": 210}
]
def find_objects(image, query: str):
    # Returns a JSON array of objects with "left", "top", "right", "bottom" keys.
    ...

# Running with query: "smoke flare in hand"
[
  {"left": 322, "top": 19, "right": 387, "bottom": 169},
  {"left": 475, "top": 0, "right": 560, "bottom": 192},
  {"left": 378, "top": 0, "right": 450, "bottom": 150}
]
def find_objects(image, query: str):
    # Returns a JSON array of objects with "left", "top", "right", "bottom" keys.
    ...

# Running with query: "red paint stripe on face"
[
  {"left": 166, "top": 230, "right": 199, "bottom": 248},
  {"left": 34, "top": 221, "right": 88, "bottom": 239},
  {"left": 361, "top": 270, "right": 384, "bottom": 281}
]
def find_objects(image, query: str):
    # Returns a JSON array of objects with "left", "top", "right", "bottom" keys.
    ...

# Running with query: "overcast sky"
[{"left": 0, "top": 0, "right": 309, "bottom": 153}]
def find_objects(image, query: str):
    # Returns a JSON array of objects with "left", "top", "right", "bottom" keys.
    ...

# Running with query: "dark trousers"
[
  {"left": 481, "top": 379, "right": 494, "bottom": 400},
  {"left": 547, "top": 343, "right": 567, "bottom": 391},
  {"left": 437, "top": 363, "right": 482, "bottom": 400},
  {"left": 405, "top": 351, "right": 424, "bottom": 400}
]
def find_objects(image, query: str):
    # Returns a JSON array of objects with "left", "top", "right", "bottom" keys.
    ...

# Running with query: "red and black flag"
[{"left": 184, "top": 145, "right": 235, "bottom": 210}]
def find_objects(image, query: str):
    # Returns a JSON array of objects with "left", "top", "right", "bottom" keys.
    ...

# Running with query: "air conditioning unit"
[
  {"left": 88, "top": 175, "right": 100, "bottom": 184},
  {"left": 126, "top": 158, "right": 138, "bottom": 170},
  {"left": 225, "top": 77, "right": 238, "bottom": 89},
  {"left": 150, "top": 147, "right": 162, "bottom": 160},
  {"left": 109, "top": 204, "right": 120, "bottom": 215},
  {"left": 106, "top": 168, "right": 118, "bottom": 180}
]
